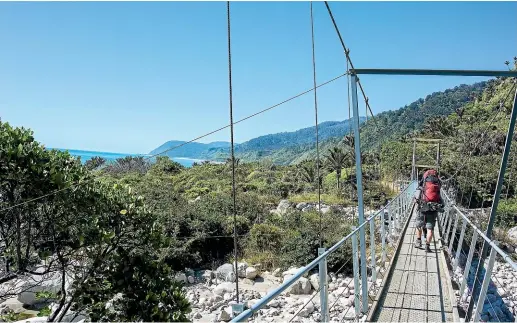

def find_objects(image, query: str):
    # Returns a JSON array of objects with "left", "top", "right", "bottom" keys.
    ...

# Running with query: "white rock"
[
  {"left": 310, "top": 273, "right": 320, "bottom": 290},
  {"left": 237, "top": 262, "right": 248, "bottom": 278},
  {"left": 272, "top": 268, "right": 282, "bottom": 277},
  {"left": 216, "top": 264, "right": 236, "bottom": 282},
  {"left": 218, "top": 306, "right": 232, "bottom": 322},
  {"left": 187, "top": 276, "right": 195, "bottom": 284},
  {"left": 246, "top": 267, "right": 258, "bottom": 280},
  {"left": 277, "top": 200, "right": 291, "bottom": 215},
  {"left": 193, "top": 312, "right": 203, "bottom": 319},
  {"left": 283, "top": 267, "right": 302, "bottom": 276},
  {"left": 174, "top": 272, "right": 188, "bottom": 284},
  {"left": 297, "top": 302, "right": 315, "bottom": 317},
  {"left": 286, "top": 277, "right": 312, "bottom": 295},
  {"left": 17, "top": 270, "right": 65, "bottom": 306},
  {"left": 508, "top": 226, "right": 517, "bottom": 244},
  {"left": 214, "top": 282, "right": 235, "bottom": 296}
]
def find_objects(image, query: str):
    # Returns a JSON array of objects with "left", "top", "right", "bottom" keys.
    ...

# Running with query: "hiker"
[{"left": 414, "top": 169, "right": 445, "bottom": 252}]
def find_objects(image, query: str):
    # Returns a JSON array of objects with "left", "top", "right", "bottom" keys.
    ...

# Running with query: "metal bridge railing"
[
  {"left": 440, "top": 190, "right": 517, "bottom": 323},
  {"left": 231, "top": 180, "right": 418, "bottom": 322}
]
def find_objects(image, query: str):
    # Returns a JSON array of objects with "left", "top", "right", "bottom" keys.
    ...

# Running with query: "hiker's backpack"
[{"left": 420, "top": 170, "right": 441, "bottom": 203}]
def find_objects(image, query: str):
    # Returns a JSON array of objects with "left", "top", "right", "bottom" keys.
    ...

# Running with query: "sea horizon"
[{"left": 48, "top": 148, "right": 202, "bottom": 167}]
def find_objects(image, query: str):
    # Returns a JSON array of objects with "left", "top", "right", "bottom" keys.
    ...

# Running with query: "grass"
[{"left": 288, "top": 193, "right": 352, "bottom": 205}]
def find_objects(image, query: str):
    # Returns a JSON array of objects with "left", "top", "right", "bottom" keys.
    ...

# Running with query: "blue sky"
[{"left": 0, "top": 1, "right": 516, "bottom": 154}]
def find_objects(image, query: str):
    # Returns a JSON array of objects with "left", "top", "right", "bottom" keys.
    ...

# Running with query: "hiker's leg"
[
  {"left": 425, "top": 212, "right": 437, "bottom": 248},
  {"left": 426, "top": 228, "right": 433, "bottom": 244},
  {"left": 415, "top": 212, "right": 424, "bottom": 247}
]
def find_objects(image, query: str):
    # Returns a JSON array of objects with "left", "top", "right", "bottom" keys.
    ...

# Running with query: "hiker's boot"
[
  {"left": 415, "top": 239, "right": 422, "bottom": 248},
  {"left": 426, "top": 244, "right": 432, "bottom": 253}
]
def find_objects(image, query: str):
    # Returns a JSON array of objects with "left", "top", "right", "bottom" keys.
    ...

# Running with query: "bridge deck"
[{"left": 370, "top": 210, "right": 457, "bottom": 322}]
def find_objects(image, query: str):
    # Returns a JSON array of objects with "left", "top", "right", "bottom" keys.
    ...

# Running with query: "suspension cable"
[
  {"left": 226, "top": 0, "right": 240, "bottom": 304},
  {"left": 324, "top": 1, "right": 376, "bottom": 124},
  {"left": 309, "top": 1, "right": 323, "bottom": 248}
]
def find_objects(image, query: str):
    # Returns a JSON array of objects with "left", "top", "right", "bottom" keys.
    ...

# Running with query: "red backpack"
[{"left": 420, "top": 169, "right": 441, "bottom": 203}]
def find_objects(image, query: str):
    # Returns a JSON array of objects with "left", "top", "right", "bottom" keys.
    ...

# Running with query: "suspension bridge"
[{"left": 223, "top": 2, "right": 517, "bottom": 322}]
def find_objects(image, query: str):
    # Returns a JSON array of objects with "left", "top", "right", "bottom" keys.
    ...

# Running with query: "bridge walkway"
[{"left": 370, "top": 208, "right": 458, "bottom": 322}]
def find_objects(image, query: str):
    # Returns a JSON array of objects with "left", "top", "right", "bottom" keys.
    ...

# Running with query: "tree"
[
  {"left": 84, "top": 156, "right": 106, "bottom": 170},
  {"left": 0, "top": 120, "right": 191, "bottom": 322},
  {"left": 325, "top": 147, "right": 347, "bottom": 189},
  {"left": 103, "top": 156, "right": 150, "bottom": 175},
  {"left": 149, "top": 156, "right": 184, "bottom": 175},
  {"left": 297, "top": 160, "right": 323, "bottom": 190}
]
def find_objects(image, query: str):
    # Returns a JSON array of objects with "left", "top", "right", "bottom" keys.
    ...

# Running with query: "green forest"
[{"left": 1, "top": 58, "right": 517, "bottom": 321}]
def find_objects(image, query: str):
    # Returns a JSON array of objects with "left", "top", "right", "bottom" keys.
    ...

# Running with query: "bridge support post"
[
  {"left": 370, "top": 220, "right": 377, "bottom": 282},
  {"left": 459, "top": 230, "right": 478, "bottom": 299},
  {"left": 351, "top": 228, "right": 361, "bottom": 319},
  {"left": 467, "top": 88, "right": 517, "bottom": 321},
  {"left": 350, "top": 73, "right": 369, "bottom": 313},
  {"left": 318, "top": 248, "right": 329, "bottom": 322},
  {"left": 381, "top": 214, "right": 386, "bottom": 263},
  {"left": 473, "top": 243, "right": 498, "bottom": 322},
  {"left": 445, "top": 207, "right": 453, "bottom": 244},
  {"left": 448, "top": 210, "right": 459, "bottom": 254},
  {"left": 453, "top": 219, "right": 467, "bottom": 272}
]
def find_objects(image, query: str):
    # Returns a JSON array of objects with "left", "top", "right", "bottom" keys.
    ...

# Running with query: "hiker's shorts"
[{"left": 415, "top": 211, "right": 437, "bottom": 230}]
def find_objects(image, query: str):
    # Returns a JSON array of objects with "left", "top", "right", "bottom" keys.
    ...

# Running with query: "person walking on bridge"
[{"left": 414, "top": 169, "right": 445, "bottom": 252}]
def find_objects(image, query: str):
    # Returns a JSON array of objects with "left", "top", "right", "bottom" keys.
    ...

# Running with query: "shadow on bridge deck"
[{"left": 369, "top": 210, "right": 458, "bottom": 322}]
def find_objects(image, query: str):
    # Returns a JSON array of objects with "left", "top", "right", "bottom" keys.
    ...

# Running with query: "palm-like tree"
[
  {"left": 225, "top": 157, "right": 240, "bottom": 168},
  {"left": 325, "top": 147, "right": 347, "bottom": 189},
  {"left": 298, "top": 160, "right": 323, "bottom": 189},
  {"left": 84, "top": 156, "right": 106, "bottom": 170}
]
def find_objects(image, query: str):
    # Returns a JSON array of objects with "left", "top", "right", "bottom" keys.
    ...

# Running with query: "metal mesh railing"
[{"left": 440, "top": 190, "right": 517, "bottom": 323}]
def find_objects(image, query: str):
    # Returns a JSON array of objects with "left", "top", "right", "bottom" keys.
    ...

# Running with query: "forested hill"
[
  {"left": 252, "top": 80, "right": 489, "bottom": 165},
  {"left": 150, "top": 81, "right": 488, "bottom": 164},
  {"left": 149, "top": 141, "right": 230, "bottom": 159},
  {"left": 360, "top": 81, "right": 488, "bottom": 150},
  {"left": 151, "top": 118, "right": 363, "bottom": 161}
]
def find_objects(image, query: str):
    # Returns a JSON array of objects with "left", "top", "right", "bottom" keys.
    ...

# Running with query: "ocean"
[{"left": 51, "top": 148, "right": 202, "bottom": 167}]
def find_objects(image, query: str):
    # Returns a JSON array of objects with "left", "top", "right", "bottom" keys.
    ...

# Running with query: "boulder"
[
  {"left": 242, "top": 278, "right": 254, "bottom": 285},
  {"left": 216, "top": 264, "right": 236, "bottom": 282},
  {"left": 193, "top": 312, "right": 203, "bottom": 319},
  {"left": 187, "top": 276, "right": 195, "bottom": 284},
  {"left": 175, "top": 273, "right": 188, "bottom": 284},
  {"left": 310, "top": 273, "right": 320, "bottom": 290},
  {"left": 508, "top": 228, "right": 517, "bottom": 245},
  {"left": 237, "top": 262, "right": 248, "bottom": 278},
  {"left": 277, "top": 200, "right": 291, "bottom": 215},
  {"left": 218, "top": 306, "right": 232, "bottom": 322},
  {"left": 287, "top": 277, "right": 312, "bottom": 295},
  {"left": 296, "top": 202, "right": 308, "bottom": 210},
  {"left": 17, "top": 269, "right": 65, "bottom": 306},
  {"left": 214, "top": 282, "right": 236, "bottom": 296},
  {"left": 297, "top": 302, "right": 315, "bottom": 317},
  {"left": 202, "top": 270, "right": 214, "bottom": 282},
  {"left": 302, "top": 205, "right": 315, "bottom": 212},
  {"left": 246, "top": 267, "right": 258, "bottom": 280}
]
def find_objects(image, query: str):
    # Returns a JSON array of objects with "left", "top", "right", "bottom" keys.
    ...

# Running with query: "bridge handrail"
[
  {"left": 441, "top": 190, "right": 517, "bottom": 271},
  {"left": 231, "top": 180, "right": 418, "bottom": 322}
]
